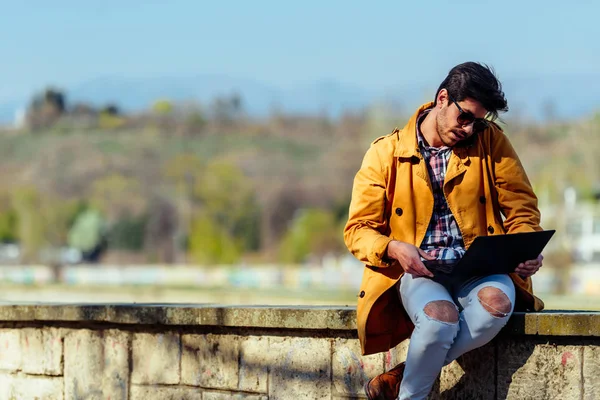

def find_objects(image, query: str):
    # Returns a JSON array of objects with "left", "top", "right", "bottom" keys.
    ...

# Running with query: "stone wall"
[{"left": 0, "top": 305, "right": 598, "bottom": 399}]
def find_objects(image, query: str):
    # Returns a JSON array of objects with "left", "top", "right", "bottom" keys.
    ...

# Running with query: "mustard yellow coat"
[{"left": 344, "top": 102, "right": 544, "bottom": 356}]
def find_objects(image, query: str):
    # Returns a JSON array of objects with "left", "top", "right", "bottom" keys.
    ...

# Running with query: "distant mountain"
[{"left": 1, "top": 73, "right": 599, "bottom": 125}]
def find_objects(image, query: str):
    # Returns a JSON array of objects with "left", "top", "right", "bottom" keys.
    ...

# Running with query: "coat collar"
[{"left": 394, "top": 102, "right": 434, "bottom": 158}]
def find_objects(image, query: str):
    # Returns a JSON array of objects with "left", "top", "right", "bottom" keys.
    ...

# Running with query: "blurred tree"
[
  {"left": 187, "top": 214, "right": 242, "bottom": 265},
  {"left": 106, "top": 213, "right": 147, "bottom": 251},
  {"left": 90, "top": 174, "right": 145, "bottom": 221},
  {"left": 152, "top": 99, "right": 174, "bottom": 115},
  {"left": 163, "top": 153, "right": 204, "bottom": 196},
  {"left": 98, "top": 111, "right": 126, "bottom": 130},
  {"left": 25, "top": 87, "right": 67, "bottom": 129},
  {"left": 0, "top": 191, "right": 18, "bottom": 243},
  {"left": 11, "top": 187, "right": 45, "bottom": 262},
  {"left": 0, "top": 210, "right": 18, "bottom": 243},
  {"left": 211, "top": 93, "right": 244, "bottom": 128},
  {"left": 68, "top": 208, "right": 105, "bottom": 259},
  {"left": 279, "top": 208, "right": 344, "bottom": 264},
  {"left": 194, "top": 160, "right": 261, "bottom": 252},
  {"left": 101, "top": 104, "right": 120, "bottom": 115},
  {"left": 144, "top": 197, "right": 178, "bottom": 263}
]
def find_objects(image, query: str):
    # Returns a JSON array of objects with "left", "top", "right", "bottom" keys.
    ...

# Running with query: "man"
[{"left": 344, "top": 62, "right": 544, "bottom": 400}]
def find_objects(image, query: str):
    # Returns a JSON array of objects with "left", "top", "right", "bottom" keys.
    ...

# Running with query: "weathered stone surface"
[
  {"left": 385, "top": 339, "right": 409, "bottom": 371},
  {"left": 0, "top": 304, "right": 358, "bottom": 330},
  {"left": 64, "top": 329, "right": 104, "bottom": 399},
  {"left": 269, "top": 337, "right": 331, "bottom": 400},
  {"left": 103, "top": 330, "right": 130, "bottom": 400},
  {"left": 504, "top": 312, "right": 539, "bottom": 335},
  {"left": 498, "top": 339, "right": 582, "bottom": 400},
  {"left": 430, "top": 343, "right": 495, "bottom": 400},
  {"left": 0, "top": 305, "right": 599, "bottom": 338},
  {"left": 182, "top": 333, "right": 240, "bottom": 389},
  {"left": 0, "top": 374, "right": 63, "bottom": 400},
  {"left": 239, "top": 335, "right": 269, "bottom": 393},
  {"left": 203, "top": 392, "right": 268, "bottom": 400},
  {"left": 583, "top": 345, "right": 600, "bottom": 400},
  {"left": 0, "top": 373, "right": 12, "bottom": 399},
  {"left": 0, "top": 330, "right": 21, "bottom": 372},
  {"left": 21, "top": 328, "right": 63, "bottom": 375},
  {"left": 130, "top": 385, "right": 201, "bottom": 400},
  {"left": 132, "top": 332, "right": 180, "bottom": 385},
  {"left": 332, "top": 338, "right": 383, "bottom": 396},
  {"left": 64, "top": 329, "right": 129, "bottom": 400},
  {"left": 537, "top": 312, "right": 600, "bottom": 336}
]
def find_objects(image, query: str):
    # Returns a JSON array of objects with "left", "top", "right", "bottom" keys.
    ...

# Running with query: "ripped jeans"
[{"left": 397, "top": 273, "right": 516, "bottom": 400}]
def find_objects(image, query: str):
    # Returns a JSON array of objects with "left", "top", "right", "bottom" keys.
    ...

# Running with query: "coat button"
[
  {"left": 395, "top": 208, "right": 403, "bottom": 216},
  {"left": 479, "top": 196, "right": 486, "bottom": 204},
  {"left": 410, "top": 155, "right": 420, "bottom": 164},
  {"left": 359, "top": 290, "right": 365, "bottom": 298},
  {"left": 487, "top": 225, "right": 495, "bottom": 234}
]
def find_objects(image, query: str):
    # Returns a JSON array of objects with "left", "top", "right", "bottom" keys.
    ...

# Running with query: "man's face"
[{"left": 435, "top": 93, "right": 488, "bottom": 147}]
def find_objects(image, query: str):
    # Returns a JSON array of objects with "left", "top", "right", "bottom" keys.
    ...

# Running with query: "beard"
[{"left": 435, "top": 108, "right": 455, "bottom": 147}]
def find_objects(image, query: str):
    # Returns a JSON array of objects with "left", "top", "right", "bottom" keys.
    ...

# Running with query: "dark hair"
[{"left": 434, "top": 62, "right": 508, "bottom": 120}]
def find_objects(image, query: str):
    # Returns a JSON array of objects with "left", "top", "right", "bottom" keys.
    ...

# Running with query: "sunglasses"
[{"left": 448, "top": 95, "right": 489, "bottom": 133}]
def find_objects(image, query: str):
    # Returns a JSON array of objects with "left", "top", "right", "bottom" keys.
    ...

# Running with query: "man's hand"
[
  {"left": 515, "top": 254, "right": 544, "bottom": 278},
  {"left": 386, "top": 240, "right": 435, "bottom": 277}
]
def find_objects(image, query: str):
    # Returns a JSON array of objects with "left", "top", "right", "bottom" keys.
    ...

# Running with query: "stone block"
[
  {"left": 130, "top": 385, "right": 202, "bottom": 400},
  {"left": 64, "top": 329, "right": 130, "bottom": 400},
  {"left": 103, "top": 329, "right": 130, "bottom": 400},
  {"left": 385, "top": 339, "right": 409, "bottom": 371},
  {"left": 21, "top": 328, "right": 63, "bottom": 375},
  {"left": 239, "top": 336, "right": 269, "bottom": 393},
  {"left": 429, "top": 343, "right": 495, "bottom": 400},
  {"left": 583, "top": 345, "right": 600, "bottom": 400},
  {"left": 203, "top": 391, "right": 268, "bottom": 400},
  {"left": 332, "top": 338, "right": 383, "bottom": 396},
  {"left": 182, "top": 334, "right": 239, "bottom": 390},
  {"left": 132, "top": 332, "right": 180, "bottom": 385},
  {"left": 4, "top": 374, "right": 63, "bottom": 400},
  {"left": 269, "top": 337, "right": 331, "bottom": 400},
  {"left": 0, "top": 373, "right": 12, "bottom": 400},
  {"left": 0, "top": 330, "right": 21, "bottom": 372},
  {"left": 497, "top": 339, "right": 582, "bottom": 400}
]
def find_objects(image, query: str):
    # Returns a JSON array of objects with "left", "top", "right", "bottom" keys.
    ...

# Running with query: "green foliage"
[
  {"left": 152, "top": 99, "right": 174, "bottom": 114},
  {"left": 187, "top": 214, "right": 242, "bottom": 265},
  {"left": 106, "top": 214, "right": 147, "bottom": 251},
  {"left": 98, "top": 112, "right": 125, "bottom": 129},
  {"left": 0, "top": 209, "right": 18, "bottom": 242},
  {"left": 90, "top": 174, "right": 145, "bottom": 219},
  {"left": 194, "top": 160, "right": 261, "bottom": 251},
  {"left": 279, "top": 208, "right": 343, "bottom": 263},
  {"left": 68, "top": 209, "right": 105, "bottom": 252},
  {"left": 11, "top": 187, "right": 46, "bottom": 262}
]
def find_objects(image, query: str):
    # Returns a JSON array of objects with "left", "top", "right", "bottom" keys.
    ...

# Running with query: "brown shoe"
[{"left": 364, "top": 362, "right": 406, "bottom": 400}]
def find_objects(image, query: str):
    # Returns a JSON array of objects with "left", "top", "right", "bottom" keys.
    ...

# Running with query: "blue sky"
[{"left": 2, "top": 0, "right": 599, "bottom": 103}]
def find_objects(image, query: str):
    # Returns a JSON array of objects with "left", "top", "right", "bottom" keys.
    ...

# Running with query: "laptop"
[{"left": 422, "top": 230, "right": 556, "bottom": 285}]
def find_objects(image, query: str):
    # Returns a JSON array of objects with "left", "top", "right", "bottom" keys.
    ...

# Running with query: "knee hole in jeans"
[
  {"left": 423, "top": 300, "right": 459, "bottom": 324},
  {"left": 477, "top": 286, "right": 512, "bottom": 318}
]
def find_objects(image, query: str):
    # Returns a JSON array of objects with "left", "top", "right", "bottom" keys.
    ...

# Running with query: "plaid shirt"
[{"left": 416, "top": 111, "right": 466, "bottom": 261}]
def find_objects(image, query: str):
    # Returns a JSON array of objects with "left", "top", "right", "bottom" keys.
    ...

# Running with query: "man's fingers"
[
  {"left": 411, "top": 261, "right": 434, "bottom": 277},
  {"left": 516, "top": 263, "right": 539, "bottom": 276},
  {"left": 417, "top": 248, "right": 436, "bottom": 260}
]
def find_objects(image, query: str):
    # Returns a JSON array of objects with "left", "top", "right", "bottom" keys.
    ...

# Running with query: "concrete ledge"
[{"left": 0, "top": 304, "right": 598, "bottom": 336}]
